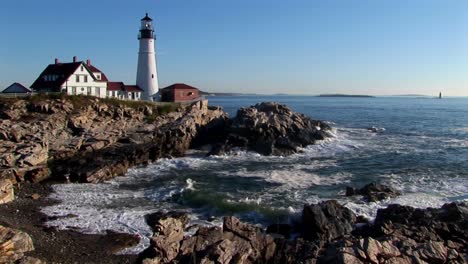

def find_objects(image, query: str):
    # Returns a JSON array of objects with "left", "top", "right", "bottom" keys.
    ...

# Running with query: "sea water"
[{"left": 42, "top": 96, "right": 468, "bottom": 253}]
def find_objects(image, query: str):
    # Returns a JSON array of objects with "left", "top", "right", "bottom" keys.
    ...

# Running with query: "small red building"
[{"left": 160, "top": 83, "right": 199, "bottom": 102}]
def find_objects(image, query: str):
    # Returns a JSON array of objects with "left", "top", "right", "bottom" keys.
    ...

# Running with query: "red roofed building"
[
  {"left": 31, "top": 57, "right": 108, "bottom": 97},
  {"left": 107, "top": 82, "right": 143, "bottom": 100},
  {"left": 31, "top": 57, "right": 142, "bottom": 101},
  {"left": 160, "top": 83, "right": 199, "bottom": 102}
]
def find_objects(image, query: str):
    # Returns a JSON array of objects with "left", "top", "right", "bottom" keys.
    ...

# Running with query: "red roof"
[
  {"left": 107, "top": 82, "right": 142, "bottom": 92},
  {"left": 124, "top": 85, "right": 143, "bottom": 92},
  {"left": 161, "top": 83, "right": 199, "bottom": 91},
  {"left": 31, "top": 62, "right": 82, "bottom": 91},
  {"left": 107, "top": 82, "right": 124, "bottom": 91},
  {"left": 31, "top": 60, "right": 110, "bottom": 91},
  {"left": 87, "top": 64, "right": 109, "bottom": 82}
]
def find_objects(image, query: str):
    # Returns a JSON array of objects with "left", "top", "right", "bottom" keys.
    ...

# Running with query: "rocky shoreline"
[
  {"left": 138, "top": 200, "right": 467, "bottom": 264},
  {"left": 1, "top": 95, "right": 466, "bottom": 263}
]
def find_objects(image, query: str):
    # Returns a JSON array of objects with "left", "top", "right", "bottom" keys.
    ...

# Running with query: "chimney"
[
  {"left": 55, "top": 58, "right": 59, "bottom": 64},
  {"left": 73, "top": 56, "right": 77, "bottom": 63},
  {"left": 86, "top": 59, "right": 91, "bottom": 66}
]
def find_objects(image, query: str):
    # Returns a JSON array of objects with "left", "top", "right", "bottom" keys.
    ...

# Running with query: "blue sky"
[{"left": 1, "top": 0, "right": 468, "bottom": 95}]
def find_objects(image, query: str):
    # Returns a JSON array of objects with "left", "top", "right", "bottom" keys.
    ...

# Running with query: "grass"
[{"left": 5, "top": 92, "right": 182, "bottom": 120}]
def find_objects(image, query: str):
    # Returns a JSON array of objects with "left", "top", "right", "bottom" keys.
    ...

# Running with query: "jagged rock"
[
  {"left": 302, "top": 200, "right": 356, "bottom": 242},
  {"left": 210, "top": 102, "right": 332, "bottom": 156},
  {"left": 15, "top": 142, "right": 48, "bottom": 167},
  {"left": 139, "top": 212, "right": 188, "bottom": 263},
  {"left": 0, "top": 100, "right": 27, "bottom": 120},
  {"left": 0, "top": 179, "right": 14, "bottom": 204},
  {"left": 0, "top": 225, "right": 35, "bottom": 263},
  {"left": 346, "top": 182, "right": 401, "bottom": 202},
  {"left": 139, "top": 215, "right": 279, "bottom": 264}
]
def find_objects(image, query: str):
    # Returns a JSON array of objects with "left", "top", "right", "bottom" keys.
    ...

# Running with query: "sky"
[{"left": 1, "top": 0, "right": 468, "bottom": 96}]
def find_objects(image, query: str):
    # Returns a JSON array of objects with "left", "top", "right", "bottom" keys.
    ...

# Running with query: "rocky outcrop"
[
  {"left": 210, "top": 102, "right": 332, "bottom": 156},
  {"left": 139, "top": 201, "right": 356, "bottom": 264},
  {"left": 0, "top": 96, "right": 227, "bottom": 184},
  {"left": 346, "top": 182, "right": 402, "bottom": 202},
  {"left": 52, "top": 100, "right": 227, "bottom": 183},
  {"left": 138, "top": 202, "right": 468, "bottom": 264},
  {"left": 323, "top": 202, "right": 468, "bottom": 264},
  {"left": 139, "top": 214, "right": 278, "bottom": 264},
  {"left": 0, "top": 225, "right": 35, "bottom": 263}
]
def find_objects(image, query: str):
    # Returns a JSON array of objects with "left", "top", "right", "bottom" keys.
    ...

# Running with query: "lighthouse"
[{"left": 136, "top": 13, "right": 159, "bottom": 101}]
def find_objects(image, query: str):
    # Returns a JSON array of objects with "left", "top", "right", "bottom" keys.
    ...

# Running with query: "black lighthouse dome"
[{"left": 139, "top": 13, "right": 154, "bottom": 39}]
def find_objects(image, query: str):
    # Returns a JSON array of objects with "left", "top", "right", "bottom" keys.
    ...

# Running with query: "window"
[
  {"left": 96, "top": 74, "right": 100, "bottom": 80},
  {"left": 76, "top": 75, "right": 79, "bottom": 82},
  {"left": 87, "top": 87, "right": 91, "bottom": 95},
  {"left": 152, "top": 74, "right": 154, "bottom": 79},
  {"left": 71, "top": 87, "right": 76, "bottom": 95},
  {"left": 95, "top": 87, "right": 100, "bottom": 96},
  {"left": 84, "top": 76, "right": 88, "bottom": 82},
  {"left": 81, "top": 66, "right": 84, "bottom": 71},
  {"left": 81, "top": 87, "right": 84, "bottom": 92}
]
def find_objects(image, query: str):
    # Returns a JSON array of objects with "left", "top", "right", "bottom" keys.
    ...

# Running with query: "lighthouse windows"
[{"left": 152, "top": 74, "right": 154, "bottom": 78}]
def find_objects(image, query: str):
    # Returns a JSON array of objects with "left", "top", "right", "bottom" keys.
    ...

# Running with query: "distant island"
[
  {"left": 199, "top": 90, "right": 258, "bottom": 96},
  {"left": 317, "top": 94, "right": 375, "bottom": 98}
]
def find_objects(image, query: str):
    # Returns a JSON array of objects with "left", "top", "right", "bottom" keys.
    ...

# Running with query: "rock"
[
  {"left": 16, "top": 256, "right": 47, "bottom": 264},
  {"left": 30, "top": 193, "right": 41, "bottom": 200},
  {"left": 15, "top": 142, "right": 48, "bottom": 167},
  {"left": 139, "top": 212, "right": 188, "bottom": 263},
  {"left": 211, "top": 102, "right": 332, "bottom": 156},
  {"left": 302, "top": 200, "right": 356, "bottom": 242},
  {"left": 0, "top": 225, "right": 35, "bottom": 263},
  {"left": 414, "top": 241, "right": 447, "bottom": 264},
  {"left": 0, "top": 179, "right": 14, "bottom": 204},
  {"left": 0, "top": 100, "right": 27, "bottom": 120},
  {"left": 346, "top": 182, "right": 401, "bottom": 202},
  {"left": 24, "top": 166, "right": 50, "bottom": 183}
]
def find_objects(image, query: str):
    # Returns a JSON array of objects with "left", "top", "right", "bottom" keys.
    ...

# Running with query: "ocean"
[{"left": 42, "top": 96, "right": 468, "bottom": 253}]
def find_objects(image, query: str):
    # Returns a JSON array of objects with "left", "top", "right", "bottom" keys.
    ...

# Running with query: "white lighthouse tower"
[{"left": 136, "top": 13, "right": 159, "bottom": 101}]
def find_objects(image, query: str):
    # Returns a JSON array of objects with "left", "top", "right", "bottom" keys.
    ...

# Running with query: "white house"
[
  {"left": 31, "top": 57, "right": 107, "bottom": 98},
  {"left": 31, "top": 57, "right": 142, "bottom": 100}
]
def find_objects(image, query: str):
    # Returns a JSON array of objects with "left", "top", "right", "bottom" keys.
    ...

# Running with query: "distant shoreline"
[{"left": 316, "top": 94, "right": 375, "bottom": 98}]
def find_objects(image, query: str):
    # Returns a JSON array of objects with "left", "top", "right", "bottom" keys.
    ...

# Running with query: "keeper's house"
[
  {"left": 160, "top": 83, "right": 199, "bottom": 102},
  {"left": 31, "top": 57, "right": 142, "bottom": 100}
]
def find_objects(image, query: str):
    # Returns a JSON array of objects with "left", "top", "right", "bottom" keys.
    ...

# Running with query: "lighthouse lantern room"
[{"left": 136, "top": 13, "right": 159, "bottom": 101}]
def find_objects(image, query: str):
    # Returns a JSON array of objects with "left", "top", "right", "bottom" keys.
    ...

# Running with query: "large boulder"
[
  {"left": 346, "top": 182, "right": 401, "bottom": 202},
  {"left": 0, "top": 225, "right": 35, "bottom": 263},
  {"left": 211, "top": 102, "right": 332, "bottom": 156},
  {"left": 302, "top": 200, "right": 356, "bottom": 242}
]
